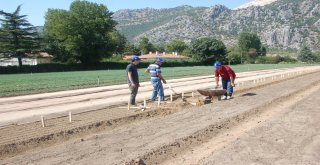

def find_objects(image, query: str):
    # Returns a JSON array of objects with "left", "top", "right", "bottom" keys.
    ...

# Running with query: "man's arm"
[
  {"left": 215, "top": 76, "right": 219, "bottom": 88},
  {"left": 214, "top": 69, "right": 220, "bottom": 88},
  {"left": 128, "top": 71, "right": 136, "bottom": 87},
  {"left": 157, "top": 73, "right": 166, "bottom": 84},
  {"left": 230, "top": 77, "right": 235, "bottom": 87},
  {"left": 227, "top": 68, "right": 236, "bottom": 87}
]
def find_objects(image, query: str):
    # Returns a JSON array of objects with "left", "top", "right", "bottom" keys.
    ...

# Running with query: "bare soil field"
[
  {"left": 0, "top": 67, "right": 320, "bottom": 165},
  {"left": 0, "top": 67, "right": 315, "bottom": 127}
]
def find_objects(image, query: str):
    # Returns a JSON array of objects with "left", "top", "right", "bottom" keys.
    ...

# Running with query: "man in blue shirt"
[
  {"left": 126, "top": 55, "right": 141, "bottom": 105},
  {"left": 145, "top": 58, "right": 167, "bottom": 101}
]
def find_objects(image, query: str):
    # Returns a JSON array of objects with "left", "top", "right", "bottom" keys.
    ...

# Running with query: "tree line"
[{"left": 0, "top": 0, "right": 319, "bottom": 72}]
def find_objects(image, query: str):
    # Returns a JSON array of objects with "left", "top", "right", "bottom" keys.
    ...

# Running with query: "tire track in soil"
[
  {"left": 161, "top": 78, "right": 320, "bottom": 165},
  {"left": 0, "top": 69, "right": 318, "bottom": 164},
  {"left": 125, "top": 75, "right": 320, "bottom": 165},
  {"left": 0, "top": 68, "right": 302, "bottom": 125}
]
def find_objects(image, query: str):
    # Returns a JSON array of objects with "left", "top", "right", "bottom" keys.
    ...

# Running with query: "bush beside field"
[
  {"left": 0, "top": 59, "right": 203, "bottom": 74},
  {"left": 0, "top": 64, "right": 313, "bottom": 97}
]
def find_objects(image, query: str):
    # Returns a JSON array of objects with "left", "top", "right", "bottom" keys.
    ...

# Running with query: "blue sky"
[{"left": 0, "top": 0, "right": 251, "bottom": 26}]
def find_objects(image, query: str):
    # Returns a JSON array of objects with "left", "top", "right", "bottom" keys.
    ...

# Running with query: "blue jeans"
[
  {"left": 222, "top": 79, "right": 233, "bottom": 96},
  {"left": 150, "top": 78, "right": 164, "bottom": 101}
]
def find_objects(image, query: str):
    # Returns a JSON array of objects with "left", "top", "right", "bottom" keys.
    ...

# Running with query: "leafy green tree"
[
  {"left": 0, "top": 5, "right": 39, "bottom": 70},
  {"left": 191, "top": 37, "right": 227, "bottom": 64},
  {"left": 123, "top": 42, "right": 140, "bottom": 55},
  {"left": 43, "top": 9, "right": 71, "bottom": 62},
  {"left": 153, "top": 44, "right": 165, "bottom": 53},
  {"left": 238, "top": 32, "right": 265, "bottom": 63},
  {"left": 238, "top": 32, "right": 261, "bottom": 52},
  {"left": 315, "top": 52, "right": 320, "bottom": 63},
  {"left": 182, "top": 47, "right": 192, "bottom": 57},
  {"left": 260, "top": 46, "right": 267, "bottom": 56},
  {"left": 298, "top": 45, "right": 315, "bottom": 63},
  {"left": 138, "top": 37, "right": 154, "bottom": 54},
  {"left": 44, "top": 0, "right": 116, "bottom": 66},
  {"left": 165, "top": 39, "right": 188, "bottom": 54},
  {"left": 110, "top": 31, "right": 127, "bottom": 55},
  {"left": 227, "top": 47, "right": 242, "bottom": 65}
]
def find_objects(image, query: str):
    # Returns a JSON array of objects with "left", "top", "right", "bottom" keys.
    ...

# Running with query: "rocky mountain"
[
  {"left": 235, "top": 0, "right": 278, "bottom": 9},
  {"left": 112, "top": 0, "right": 320, "bottom": 51}
]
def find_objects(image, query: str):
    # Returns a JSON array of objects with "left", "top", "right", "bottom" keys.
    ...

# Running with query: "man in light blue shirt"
[{"left": 145, "top": 58, "right": 167, "bottom": 101}]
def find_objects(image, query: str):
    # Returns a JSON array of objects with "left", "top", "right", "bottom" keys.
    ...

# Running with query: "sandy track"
[
  {"left": 197, "top": 85, "right": 320, "bottom": 165},
  {"left": 1, "top": 68, "right": 320, "bottom": 164},
  {"left": 0, "top": 66, "right": 318, "bottom": 127},
  {"left": 163, "top": 74, "right": 320, "bottom": 165}
]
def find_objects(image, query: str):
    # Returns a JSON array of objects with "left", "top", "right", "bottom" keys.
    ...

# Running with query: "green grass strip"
[{"left": 0, "top": 64, "right": 312, "bottom": 97}]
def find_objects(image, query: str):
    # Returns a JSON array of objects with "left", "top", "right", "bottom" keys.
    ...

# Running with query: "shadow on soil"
[{"left": 241, "top": 93, "right": 257, "bottom": 97}]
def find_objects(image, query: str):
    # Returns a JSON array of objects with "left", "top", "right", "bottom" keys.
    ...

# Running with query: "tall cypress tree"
[{"left": 0, "top": 5, "right": 39, "bottom": 70}]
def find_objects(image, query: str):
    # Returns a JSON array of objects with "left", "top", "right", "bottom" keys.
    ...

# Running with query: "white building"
[{"left": 0, "top": 53, "right": 53, "bottom": 66}]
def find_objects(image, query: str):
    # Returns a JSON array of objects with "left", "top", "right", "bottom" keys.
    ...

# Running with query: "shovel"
[{"left": 166, "top": 82, "right": 177, "bottom": 94}]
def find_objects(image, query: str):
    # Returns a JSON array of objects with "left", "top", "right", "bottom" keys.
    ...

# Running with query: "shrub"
[
  {"left": 0, "top": 59, "right": 204, "bottom": 74},
  {"left": 255, "top": 56, "right": 297, "bottom": 64}
]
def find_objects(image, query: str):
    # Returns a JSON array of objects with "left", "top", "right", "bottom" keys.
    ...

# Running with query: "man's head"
[
  {"left": 155, "top": 58, "right": 165, "bottom": 65},
  {"left": 132, "top": 55, "right": 141, "bottom": 65},
  {"left": 214, "top": 61, "right": 222, "bottom": 69}
]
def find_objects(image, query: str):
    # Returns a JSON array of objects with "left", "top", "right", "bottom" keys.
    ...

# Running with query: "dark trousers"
[{"left": 129, "top": 85, "right": 139, "bottom": 105}]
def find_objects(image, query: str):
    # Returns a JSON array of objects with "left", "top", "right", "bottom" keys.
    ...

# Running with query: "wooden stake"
[
  {"left": 170, "top": 93, "right": 173, "bottom": 102},
  {"left": 157, "top": 96, "right": 160, "bottom": 107},
  {"left": 190, "top": 102, "right": 197, "bottom": 106},
  {"left": 97, "top": 76, "right": 100, "bottom": 85},
  {"left": 127, "top": 100, "right": 130, "bottom": 110},
  {"left": 41, "top": 115, "right": 45, "bottom": 127},
  {"left": 69, "top": 112, "right": 72, "bottom": 123},
  {"left": 119, "top": 106, "right": 150, "bottom": 109}
]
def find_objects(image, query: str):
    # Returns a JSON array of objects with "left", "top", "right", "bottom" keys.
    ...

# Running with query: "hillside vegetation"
[{"left": 113, "top": 0, "right": 320, "bottom": 51}]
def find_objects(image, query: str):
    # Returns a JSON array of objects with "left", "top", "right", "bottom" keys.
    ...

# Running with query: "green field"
[{"left": 0, "top": 64, "right": 311, "bottom": 97}]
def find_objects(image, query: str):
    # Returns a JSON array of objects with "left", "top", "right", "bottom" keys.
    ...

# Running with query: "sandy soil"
[
  {"left": 1, "top": 67, "right": 320, "bottom": 165},
  {"left": 197, "top": 85, "right": 320, "bottom": 165},
  {"left": 0, "top": 66, "right": 317, "bottom": 127}
]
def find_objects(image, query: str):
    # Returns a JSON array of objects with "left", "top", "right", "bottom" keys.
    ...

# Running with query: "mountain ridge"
[
  {"left": 235, "top": 0, "right": 279, "bottom": 9},
  {"left": 113, "top": 0, "right": 320, "bottom": 51}
]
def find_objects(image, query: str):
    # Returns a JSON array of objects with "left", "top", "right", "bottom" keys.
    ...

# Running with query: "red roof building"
[{"left": 123, "top": 51, "right": 190, "bottom": 60}]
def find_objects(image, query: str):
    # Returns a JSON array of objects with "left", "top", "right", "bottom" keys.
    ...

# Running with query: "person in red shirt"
[{"left": 214, "top": 61, "right": 236, "bottom": 100}]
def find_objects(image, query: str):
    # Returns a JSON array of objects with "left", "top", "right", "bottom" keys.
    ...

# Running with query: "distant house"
[
  {"left": 0, "top": 52, "right": 53, "bottom": 66},
  {"left": 123, "top": 51, "right": 190, "bottom": 60}
]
